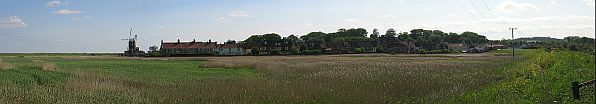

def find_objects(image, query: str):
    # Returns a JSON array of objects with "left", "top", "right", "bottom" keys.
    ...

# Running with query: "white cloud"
[
  {"left": 447, "top": 13, "right": 457, "bottom": 17},
  {"left": 46, "top": 1, "right": 70, "bottom": 7},
  {"left": 344, "top": 18, "right": 360, "bottom": 22},
  {"left": 72, "top": 16, "right": 91, "bottom": 21},
  {"left": 418, "top": 15, "right": 595, "bottom": 39},
  {"left": 158, "top": 26, "right": 165, "bottom": 29},
  {"left": 57, "top": 39, "right": 65, "bottom": 42},
  {"left": 496, "top": 0, "right": 539, "bottom": 12},
  {"left": 228, "top": 10, "right": 251, "bottom": 17},
  {"left": 214, "top": 17, "right": 226, "bottom": 21},
  {"left": 549, "top": 1, "right": 559, "bottom": 6},
  {"left": 0, "top": 16, "right": 28, "bottom": 29},
  {"left": 583, "top": 0, "right": 595, "bottom": 8},
  {"left": 304, "top": 23, "right": 314, "bottom": 26},
  {"left": 381, "top": 14, "right": 396, "bottom": 18},
  {"left": 52, "top": 9, "right": 82, "bottom": 14}
]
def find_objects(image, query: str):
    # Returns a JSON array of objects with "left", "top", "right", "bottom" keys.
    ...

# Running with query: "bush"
[
  {"left": 354, "top": 48, "right": 365, "bottom": 53},
  {"left": 148, "top": 51, "right": 161, "bottom": 57},
  {"left": 417, "top": 49, "right": 429, "bottom": 54},
  {"left": 376, "top": 46, "right": 387, "bottom": 53},
  {"left": 301, "top": 50, "right": 322, "bottom": 55},
  {"left": 271, "top": 49, "right": 282, "bottom": 55},
  {"left": 251, "top": 49, "right": 260, "bottom": 55}
]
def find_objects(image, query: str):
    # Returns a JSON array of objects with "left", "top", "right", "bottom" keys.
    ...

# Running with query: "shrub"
[
  {"left": 301, "top": 50, "right": 322, "bottom": 55},
  {"left": 354, "top": 48, "right": 365, "bottom": 53}
]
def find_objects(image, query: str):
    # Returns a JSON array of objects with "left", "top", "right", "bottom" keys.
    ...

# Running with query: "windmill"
[{"left": 121, "top": 28, "right": 144, "bottom": 56}]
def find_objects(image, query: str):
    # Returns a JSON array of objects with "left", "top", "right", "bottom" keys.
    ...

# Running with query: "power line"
[
  {"left": 482, "top": 0, "right": 499, "bottom": 21},
  {"left": 457, "top": 0, "right": 483, "bottom": 22},
  {"left": 468, "top": 0, "right": 489, "bottom": 20},
  {"left": 457, "top": 0, "right": 501, "bottom": 30}
]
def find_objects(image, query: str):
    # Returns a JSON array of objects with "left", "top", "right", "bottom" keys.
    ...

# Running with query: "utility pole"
[{"left": 509, "top": 28, "right": 517, "bottom": 60}]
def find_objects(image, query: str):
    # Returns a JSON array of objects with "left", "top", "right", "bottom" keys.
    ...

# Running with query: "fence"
[{"left": 571, "top": 79, "right": 595, "bottom": 100}]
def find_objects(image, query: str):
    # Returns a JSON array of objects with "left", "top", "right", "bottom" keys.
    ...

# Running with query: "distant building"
[
  {"left": 122, "top": 32, "right": 145, "bottom": 56},
  {"left": 160, "top": 39, "right": 218, "bottom": 56},
  {"left": 160, "top": 39, "right": 246, "bottom": 56},
  {"left": 378, "top": 36, "right": 416, "bottom": 53},
  {"left": 348, "top": 40, "right": 377, "bottom": 53},
  {"left": 215, "top": 43, "right": 245, "bottom": 55},
  {"left": 251, "top": 38, "right": 297, "bottom": 55},
  {"left": 447, "top": 43, "right": 468, "bottom": 52}
]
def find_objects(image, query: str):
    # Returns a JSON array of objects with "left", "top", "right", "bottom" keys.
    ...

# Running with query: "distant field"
[{"left": 0, "top": 50, "right": 593, "bottom": 103}]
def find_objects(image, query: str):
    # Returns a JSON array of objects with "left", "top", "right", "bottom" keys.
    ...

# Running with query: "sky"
[{"left": 0, "top": 0, "right": 594, "bottom": 53}]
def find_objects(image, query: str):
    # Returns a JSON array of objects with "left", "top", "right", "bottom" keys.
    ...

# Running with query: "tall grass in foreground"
[
  {"left": 198, "top": 55, "right": 512, "bottom": 103},
  {"left": 448, "top": 49, "right": 595, "bottom": 103},
  {"left": 2, "top": 53, "right": 513, "bottom": 103}
]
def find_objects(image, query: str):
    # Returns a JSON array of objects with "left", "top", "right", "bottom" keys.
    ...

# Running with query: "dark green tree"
[{"left": 385, "top": 28, "right": 397, "bottom": 37}]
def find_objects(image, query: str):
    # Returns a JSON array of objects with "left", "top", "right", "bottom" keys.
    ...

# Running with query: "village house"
[
  {"left": 347, "top": 40, "right": 378, "bottom": 53},
  {"left": 252, "top": 38, "right": 297, "bottom": 55},
  {"left": 447, "top": 43, "right": 468, "bottom": 52},
  {"left": 160, "top": 39, "right": 245, "bottom": 56},
  {"left": 215, "top": 43, "right": 245, "bottom": 55},
  {"left": 378, "top": 36, "right": 416, "bottom": 53}
]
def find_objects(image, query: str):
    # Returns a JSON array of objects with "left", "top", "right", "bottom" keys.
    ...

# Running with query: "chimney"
[
  {"left": 209, "top": 39, "right": 212, "bottom": 44},
  {"left": 177, "top": 39, "right": 180, "bottom": 44},
  {"left": 192, "top": 39, "right": 196, "bottom": 43}
]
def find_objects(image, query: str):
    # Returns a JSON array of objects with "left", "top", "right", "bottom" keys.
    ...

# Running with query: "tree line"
[
  {"left": 499, "top": 36, "right": 595, "bottom": 54},
  {"left": 239, "top": 28, "right": 491, "bottom": 54}
]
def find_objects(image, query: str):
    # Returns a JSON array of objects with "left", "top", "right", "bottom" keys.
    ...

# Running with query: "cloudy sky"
[{"left": 0, "top": 0, "right": 594, "bottom": 53}]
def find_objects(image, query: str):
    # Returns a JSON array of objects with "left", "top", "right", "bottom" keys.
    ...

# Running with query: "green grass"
[
  {"left": 1, "top": 50, "right": 594, "bottom": 103},
  {"left": 447, "top": 49, "right": 595, "bottom": 103},
  {"left": 1, "top": 57, "right": 262, "bottom": 103}
]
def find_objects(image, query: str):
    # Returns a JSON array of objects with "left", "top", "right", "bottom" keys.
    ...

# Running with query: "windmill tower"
[{"left": 121, "top": 28, "right": 144, "bottom": 56}]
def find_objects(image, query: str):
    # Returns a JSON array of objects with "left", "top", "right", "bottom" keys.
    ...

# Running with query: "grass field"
[{"left": 0, "top": 50, "right": 593, "bottom": 103}]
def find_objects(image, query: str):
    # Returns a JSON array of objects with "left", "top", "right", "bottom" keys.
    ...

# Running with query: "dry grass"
[
  {"left": 194, "top": 54, "right": 511, "bottom": 103},
  {"left": 42, "top": 63, "right": 56, "bottom": 71},
  {"left": 0, "top": 53, "right": 512, "bottom": 103},
  {"left": 30, "top": 59, "right": 57, "bottom": 71},
  {"left": 66, "top": 70, "right": 133, "bottom": 91},
  {"left": 0, "top": 58, "right": 15, "bottom": 70}
]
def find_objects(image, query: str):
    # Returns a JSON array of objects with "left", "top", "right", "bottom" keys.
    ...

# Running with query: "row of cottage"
[
  {"left": 159, "top": 37, "right": 507, "bottom": 56},
  {"left": 159, "top": 39, "right": 245, "bottom": 56},
  {"left": 159, "top": 37, "right": 415, "bottom": 56}
]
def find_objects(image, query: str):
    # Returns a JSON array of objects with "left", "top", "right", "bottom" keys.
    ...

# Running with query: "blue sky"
[{"left": 0, "top": 0, "right": 594, "bottom": 53}]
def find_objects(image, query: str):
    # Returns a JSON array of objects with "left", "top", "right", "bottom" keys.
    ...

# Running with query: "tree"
[
  {"left": 226, "top": 40, "right": 237, "bottom": 44},
  {"left": 301, "top": 32, "right": 326, "bottom": 41},
  {"left": 301, "top": 32, "right": 327, "bottom": 50},
  {"left": 370, "top": 28, "right": 379, "bottom": 39},
  {"left": 460, "top": 31, "right": 488, "bottom": 44},
  {"left": 262, "top": 33, "right": 282, "bottom": 41},
  {"left": 149, "top": 46, "right": 159, "bottom": 52},
  {"left": 148, "top": 45, "right": 160, "bottom": 56},
  {"left": 445, "top": 32, "right": 461, "bottom": 43},
  {"left": 385, "top": 28, "right": 397, "bottom": 37},
  {"left": 287, "top": 35, "right": 299, "bottom": 41},
  {"left": 241, "top": 35, "right": 264, "bottom": 48},
  {"left": 345, "top": 28, "right": 368, "bottom": 37}
]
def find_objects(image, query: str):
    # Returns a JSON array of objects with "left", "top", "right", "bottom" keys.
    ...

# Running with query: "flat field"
[{"left": 0, "top": 50, "right": 593, "bottom": 103}]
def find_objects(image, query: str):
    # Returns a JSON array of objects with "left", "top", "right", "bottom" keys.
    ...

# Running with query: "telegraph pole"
[{"left": 509, "top": 28, "right": 517, "bottom": 60}]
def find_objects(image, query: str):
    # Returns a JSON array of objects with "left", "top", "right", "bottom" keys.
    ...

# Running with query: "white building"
[{"left": 215, "top": 44, "right": 245, "bottom": 55}]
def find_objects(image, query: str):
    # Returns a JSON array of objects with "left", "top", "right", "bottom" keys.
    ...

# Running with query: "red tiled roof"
[{"left": 161, "top": 42, "right": 218, "bottom": 49}]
